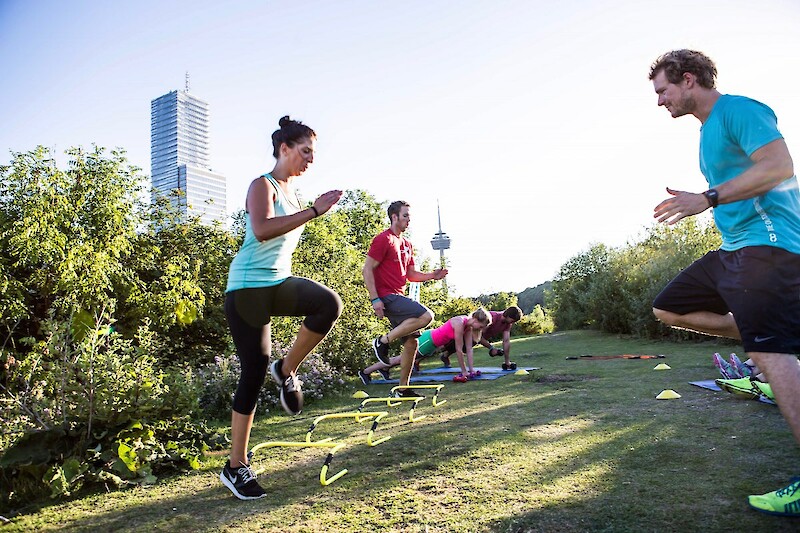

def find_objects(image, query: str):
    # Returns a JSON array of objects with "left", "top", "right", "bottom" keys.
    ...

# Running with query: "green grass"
[{"left": 5, "top": 330, "right": 800, "bottom": 532}]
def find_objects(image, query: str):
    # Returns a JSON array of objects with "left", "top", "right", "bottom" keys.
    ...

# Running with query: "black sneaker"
[
  {"left": 440, "top": 353, "right": 451, "bottom": 367},
  {"left": 358, "top": 370, "right": 372, "bottom": 385},
  {"left": 393, "top": 388, "right": 424, "bottom": 399},
  {"left": 270, "top": 359, "right": 303, "bottom": 415},
  {"left": 220, "top": 460, "right": 267, "bottom": 500},
  {"left": 377, "top": 367, "right": 391, "bottom": 380},
  {"left": 373, "top": 337, "right": 391, "bottom": 365}
]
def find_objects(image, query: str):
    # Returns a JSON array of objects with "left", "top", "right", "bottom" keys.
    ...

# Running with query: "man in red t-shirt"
[{"left": 363, "top": 200, "right": 448, "bottom": 396}]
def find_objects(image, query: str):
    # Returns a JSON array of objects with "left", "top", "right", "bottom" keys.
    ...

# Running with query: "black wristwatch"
[{"left": 703, "top": 188, "right": 719, "bottom": 208}]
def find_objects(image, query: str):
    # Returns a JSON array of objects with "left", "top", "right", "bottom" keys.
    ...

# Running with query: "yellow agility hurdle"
[
  {"left": 305, "top": 411, "right": 391, "bottom": 446},
  {"left": 389, "top": 384, "right": 447, "bottom": 407},
  {"left": 358, "top": 396, "right": 426, "bottom": 422},
  {"left": 250, "top": 440, "right": 348, "bottom": 486}
]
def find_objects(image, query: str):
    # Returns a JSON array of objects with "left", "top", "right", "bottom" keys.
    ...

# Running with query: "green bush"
[
  {"left": 548, "top": 219, "right": 722, "bottom": 339},
  {"left": 549, "top": 243, "right": 610, "bottom": 330},
  {"left": 513, "top": 305, "right": 555, "bottom": 335},
  {"left": 197, "top": 349, "right": 347, "bottom": 420},
  {"left": 0, "top": 314, "right": 212, "bottom": 507}
]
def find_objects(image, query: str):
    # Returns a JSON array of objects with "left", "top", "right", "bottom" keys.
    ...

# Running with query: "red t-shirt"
[
  {"left": 482, "top": 311, "right": 512, "bottom": 340},
  {"left": 367, "top": 229, "right": 415, "bottom": 297}
]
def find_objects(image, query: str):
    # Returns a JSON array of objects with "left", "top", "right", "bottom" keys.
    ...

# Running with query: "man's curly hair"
[{"left": 649, "top": 49, "right": 717, "bottom": 89}]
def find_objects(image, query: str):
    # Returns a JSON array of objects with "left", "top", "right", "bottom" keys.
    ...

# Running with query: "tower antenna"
[
  {"left": 185, "top": 71, "right": 190, "bottom": 92},
  {"left": 430, "top": 200, "right": 451, "bottom": 293}
]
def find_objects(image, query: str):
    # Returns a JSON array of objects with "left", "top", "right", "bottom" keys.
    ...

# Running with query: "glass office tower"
[{"left": 150, "top": 89, "right": 227, "bottom": 225}]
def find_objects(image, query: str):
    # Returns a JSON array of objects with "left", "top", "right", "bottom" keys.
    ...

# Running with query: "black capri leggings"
[{"left": 225, "top": 277, "right": 343, "bottom": 414}]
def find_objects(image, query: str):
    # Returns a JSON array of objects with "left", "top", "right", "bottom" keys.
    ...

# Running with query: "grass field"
[{"left": 5, "top": 330, "right": 800, "bottom": 532}]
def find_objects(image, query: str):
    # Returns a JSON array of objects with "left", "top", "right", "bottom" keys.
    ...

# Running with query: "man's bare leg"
[
  {"left": 379, "top": 312, "right": 433, "bottom": 345},
  {"left": 653, "top": 308, "right": 741, "bottom": 339},
  {"left": 749, "top": 352, "right": 800, "bottom": 445},
  {"left": 363, "top": 356, "right": 400, "bottom": 375},
  {"left": 398, "top": 337, "right": 419, "bottom": 388},
  {"left": 747, "top": 352, "right": 800, "bottom": 512}
]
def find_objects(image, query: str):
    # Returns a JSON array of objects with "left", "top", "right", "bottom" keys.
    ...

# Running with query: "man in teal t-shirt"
[{"left": 649, "top": 49, "right": 800, "bottom": 517}]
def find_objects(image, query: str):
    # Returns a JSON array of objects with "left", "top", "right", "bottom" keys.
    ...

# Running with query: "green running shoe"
[
  {"left": 714, "top": 377, "right": 760, "bottom": 399},
  {"left": 752, "top": 381, "right": 775, "bottom": 402},
  {"left": 749, "top": 477, "right": 800, "bottom": 516}
]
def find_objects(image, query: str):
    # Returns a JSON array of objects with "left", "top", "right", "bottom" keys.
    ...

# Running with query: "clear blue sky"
[{"left": 2, "top": 0, "right": 800, "bottom": 297}]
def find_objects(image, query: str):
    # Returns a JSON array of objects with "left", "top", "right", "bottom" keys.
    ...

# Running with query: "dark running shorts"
[
  {"left": 380, "top": 294, "right": 431, "bottom": 340},
  {"left": 653, "top": 246, "right": 800, "bottom": 354}
]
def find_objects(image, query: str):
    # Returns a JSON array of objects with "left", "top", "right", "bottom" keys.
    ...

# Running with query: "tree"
[
  {"left": 549, "top": 243, "right": 609, "bottom": 330},
  {"left": 0, "top": 146, "right": 233, "bottom": 366},
  {"left": 0, "top": 146, "right": 142, "bottom": 349},
  {"left": 475, "top": 291, "right": 518, "bottom": 311},
  {"left": 548, "top": 219, "right": 722, "bottom": 339},
  {"left": 0, "top": 147, "right": 216, "bottom": 503}
]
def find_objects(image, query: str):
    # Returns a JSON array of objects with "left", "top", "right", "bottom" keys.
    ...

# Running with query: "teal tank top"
[{"left": 226, "top": 174, "right": 304, "bottom": 292}]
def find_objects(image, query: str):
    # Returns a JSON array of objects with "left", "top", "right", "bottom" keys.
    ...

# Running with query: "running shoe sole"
[
  {"left": 373, "top": 337, "right": 391, "bottom": 365},
  {"left": 220, "top": 467, "right": 267, "bottom": 500},
  {"left": 715, "top": 378, "right": 760, "bottom": 399},
  {"left": 270, "top": 360, "right": 302, "bottom": 415}
]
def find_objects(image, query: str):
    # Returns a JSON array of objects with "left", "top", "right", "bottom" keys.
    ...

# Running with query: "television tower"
[{"left": 430, "top": 201, "right": 451, "bottom": 291}]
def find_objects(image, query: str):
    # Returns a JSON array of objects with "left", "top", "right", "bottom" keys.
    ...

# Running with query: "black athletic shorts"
[
  {"left": 653, "top": 246, "right": 800, "bottom": 354},
  {"left": 381, "top": 294, "right": 431, "bottom": 341}
]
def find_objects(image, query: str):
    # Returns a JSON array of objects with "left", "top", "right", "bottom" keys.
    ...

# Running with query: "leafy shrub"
[
  {"left": 513, "top": 305, "right": 555, "bottom": 335},
  {"left": 0, "top": 146, "right": 238, "bottom": 372},
  {"left": 548, "top": 218, "right": 722, "bottom": 339},
  {"left": 198, "top": 347, "right": 348, "bottom": 420},
  {"left": 0, "top": 315, "right": 212, "bottom": 508},
  {"left": 549, "top": 243, "right": 610, "bottom": 330}
]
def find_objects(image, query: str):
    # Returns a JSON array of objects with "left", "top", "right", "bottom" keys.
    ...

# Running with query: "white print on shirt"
[
  {"left": 400, "top": 243, "right": 412, "bottom": 264},
  {"left": 753, "top": 198, "right": 778, "bottom": 243}
]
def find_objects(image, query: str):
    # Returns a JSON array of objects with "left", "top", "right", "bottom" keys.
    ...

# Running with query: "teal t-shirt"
[
  {"left": 226, "top": 174, "right": 304, "bottom": 292},
  {"left": 700, "top": 94, "right": 800, "bottom": 253}
]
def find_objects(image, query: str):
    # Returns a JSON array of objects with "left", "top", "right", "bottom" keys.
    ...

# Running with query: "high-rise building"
[{"left": 150, "top": 88, "right": 226, "bottom": 225}]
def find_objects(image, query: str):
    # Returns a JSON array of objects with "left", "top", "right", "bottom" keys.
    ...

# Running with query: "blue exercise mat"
[
  {"left": 417, "top": 366, "right": 540, "bottom": 375},
  {"left": 369, "top": 367, "right": 539, "bottom": 385},
  {"left": 689, "top": 379, "right": 776, "bottom": 405},
  {"left": 371, "top": 372, "right": 506, "bottom": 384}
]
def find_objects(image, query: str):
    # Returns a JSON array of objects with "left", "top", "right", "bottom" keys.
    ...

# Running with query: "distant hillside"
[
  {"left": 470, "top": 281, "right": 553, "bottom": 314},
  {"left": 517, "top": 281, "right": 552, "bottom": 313}
]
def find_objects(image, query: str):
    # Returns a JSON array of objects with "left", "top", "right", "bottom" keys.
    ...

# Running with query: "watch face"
[{"left": 704, "top": 189, "right": 719, "bottom": 207}]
